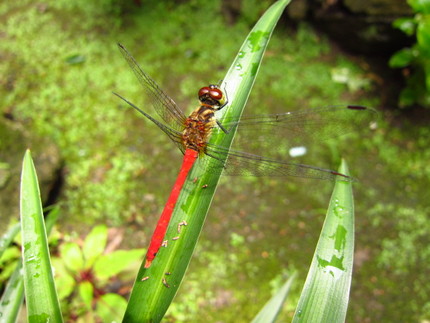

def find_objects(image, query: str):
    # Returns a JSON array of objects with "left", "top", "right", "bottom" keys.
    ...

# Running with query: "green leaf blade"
[
  {"left": 417, "top": 15, "right": 430, "bottom": 54},
  {"left": 60, "top": 242, "right": 84, "bottom": 272},
  {"left": 93, "top": 249, "right": 145, "bottom": 279},
  {"left": 251, "top": 273, "right": 296, "bottom": 323},
  {"left": 393, "top": 17, "right": 416, "bottom": 35},
  {"left": 0, "top": 260, "right": 25, "bottom": 323},
  {"left": 20, "top": 150, "right": 63, "bottom": 323},
  {"left": 0, "top": 223, "right": 20, "bottom": 259},
  {"left": 82, "top": 225, "right": 108, "bottom": 268},
  {"left": 409, "top": 0, "right": 430, "bottom": 14},
  {"left": 78, "top": 281, "right": 94, "bottom": 309},
  {"left": 389, "top": 48, "right": 415, "bottom": 68},
  {"left": 292, "top": 159, "right": 354, "bottom": 323},
  {"left": 122, "top": 1, "right": 292, "bottom": 322}
]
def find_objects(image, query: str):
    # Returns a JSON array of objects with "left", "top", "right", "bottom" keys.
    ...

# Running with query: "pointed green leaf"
[
  {"left": 417, "top": 15, "right": 430, "bottom": 53},
  {"left": 60, "top": 242, "right": 84, "bottom": 272},
  {"left": 93, "top": 249, "right": 145, "bottom": 279},
  {"left": 393, "top": 17, "right": 416, "bottom": 35},
  {"left": 79, "top": 281, "right": 94, "bottom": 309},
  {"left": 389, "top": 48, "right": 415, "bottom": 68},
  {"left": 292, "top": 160, "right": 354, "bottom": 323},
  {"left": 0, "top": 223, "right": 20, "bottom": 259},
  {"left": 1, "top": 206, "right": 61, "bottom": 323},
  {"left": 0, "top": 260, "right": 25, "bottom": 323},
  {"left": 20, "top": 150, "right": 63, "bottom": 322},
  {"left": 409, "top": 0, "right": 430, "bottom": 14},
  {"left": 82, "top": 225, "right": 108, "bottom": 268},
  {"left": 251, "top": 273, "right": 296, "bottom": 323},
  {"left": 122, "top": 1, "right": 292, "bottom": 321},
  {"left": 51, "top": 257, "right": 76, "bottom": 300}
]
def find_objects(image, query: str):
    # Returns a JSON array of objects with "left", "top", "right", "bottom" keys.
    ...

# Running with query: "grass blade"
[
  {"left": 20, "top": 150, "right": 63, "bottom": 322},
  {"left": 122, "top": 1, "right": 292, "bottom": 321},
  {"left": 0, "top": 223, "right": 20, "bottom": 259},
  {"left": 0, "top": 207, "right": 60, "bottom": 322},
  {"left": 251, "top": 273, "right": 296, "bottom": 323},
  {"left": 292, "top": 159, "right": 354, "bottom": 323},
  {"left": 0, "top": 260, "right": 25, "bottom": 323}
]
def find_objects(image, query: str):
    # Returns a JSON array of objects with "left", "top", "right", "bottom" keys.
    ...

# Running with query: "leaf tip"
[
  {"left": 24, "top": 149, "right": 32, "bottom": 158},
  {"left": 338, "top": 158, "right": 350, "bottom": 177}
]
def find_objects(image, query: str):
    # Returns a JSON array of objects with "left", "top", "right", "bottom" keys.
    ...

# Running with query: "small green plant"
[
  {"left": 389, "top": 0, "right": 430, "bottom": 107},
  {"left": 51, "top": 225, "right": 144, "bottom": 321}
]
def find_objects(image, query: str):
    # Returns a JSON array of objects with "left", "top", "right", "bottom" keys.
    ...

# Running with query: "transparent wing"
[
  {"left": 113, "top": 92, "right": 185, "bottom": 154},
  {"left": 204, "top": 144, "right": 354, "bottom": 181},
  {"left": 213, "top": 105, "right": 378, "bottom": 158},
  {"left": 202, "top": 105, "right": 377, "bottom": 181},
  {"left": 118, "top": 43, "right": 186, "bottom": 132}
]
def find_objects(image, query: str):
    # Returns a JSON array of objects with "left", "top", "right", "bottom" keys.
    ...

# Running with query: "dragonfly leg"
[
  {"left": 216, "top": 119, "right": 230, "bottom": 134},
  {"left": 214, "top": 82, "right": 236, "bottom": 134},
  {"left": 216, "top": 119, "right": 239, "bottom": 134},
  {"left": 204, "top": 150, "right": 228, "bottom": 169},
  {"left": 219, "top": 82, "right": 229, "bottom": 110}
]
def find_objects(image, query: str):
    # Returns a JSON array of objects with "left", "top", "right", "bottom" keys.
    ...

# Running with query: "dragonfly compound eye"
[
  {"left": 198, "top": 87, "right": 210, "bottom": 98},
  {"left": 209, "top": 88, "right": 223, "bottom": 101}
]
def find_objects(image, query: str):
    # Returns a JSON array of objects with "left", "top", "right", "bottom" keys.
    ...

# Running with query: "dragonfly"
[{"left": 114, "top": 43, "right": 376, "bottom": 268}]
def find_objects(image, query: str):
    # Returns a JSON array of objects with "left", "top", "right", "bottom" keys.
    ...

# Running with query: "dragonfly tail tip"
[{"left": 144, "top": 259, "right": 152, "bottom": 268}]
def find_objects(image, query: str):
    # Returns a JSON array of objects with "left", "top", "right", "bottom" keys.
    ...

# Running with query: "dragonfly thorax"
[{"left": 182, "top": 105, "right": 217, "bottom": 153}]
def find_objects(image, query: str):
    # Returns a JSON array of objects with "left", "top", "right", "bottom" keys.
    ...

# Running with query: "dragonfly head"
[{"left": 198, "top": 84, "right": 226, "bottom": 110}]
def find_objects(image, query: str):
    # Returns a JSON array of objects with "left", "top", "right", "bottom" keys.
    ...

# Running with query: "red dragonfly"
[{"left": 114, "top": 43, "right": 376, "bottom": 268}]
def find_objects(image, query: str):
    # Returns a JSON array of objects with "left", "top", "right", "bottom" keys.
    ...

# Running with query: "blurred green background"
[{"left": 1, "top": 0, "right": 429, "bottom": 322}]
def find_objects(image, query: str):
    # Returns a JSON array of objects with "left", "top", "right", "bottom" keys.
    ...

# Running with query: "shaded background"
[{"left": 1, "top": 0, "right": 429, "bottom": 322}]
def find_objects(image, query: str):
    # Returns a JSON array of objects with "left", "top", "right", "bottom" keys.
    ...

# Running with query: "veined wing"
[
  {"left": 113, "top": 92, "right": 185, "bottom": 154},
  {"left": 204, "top": 143, "right": 354, "bottom": 181},
  {"left": 213, "top": 105, "right": 377, "bottom": 157},
  {"left": 118, "top": 43, "right": 186, "bottom": 132}
]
